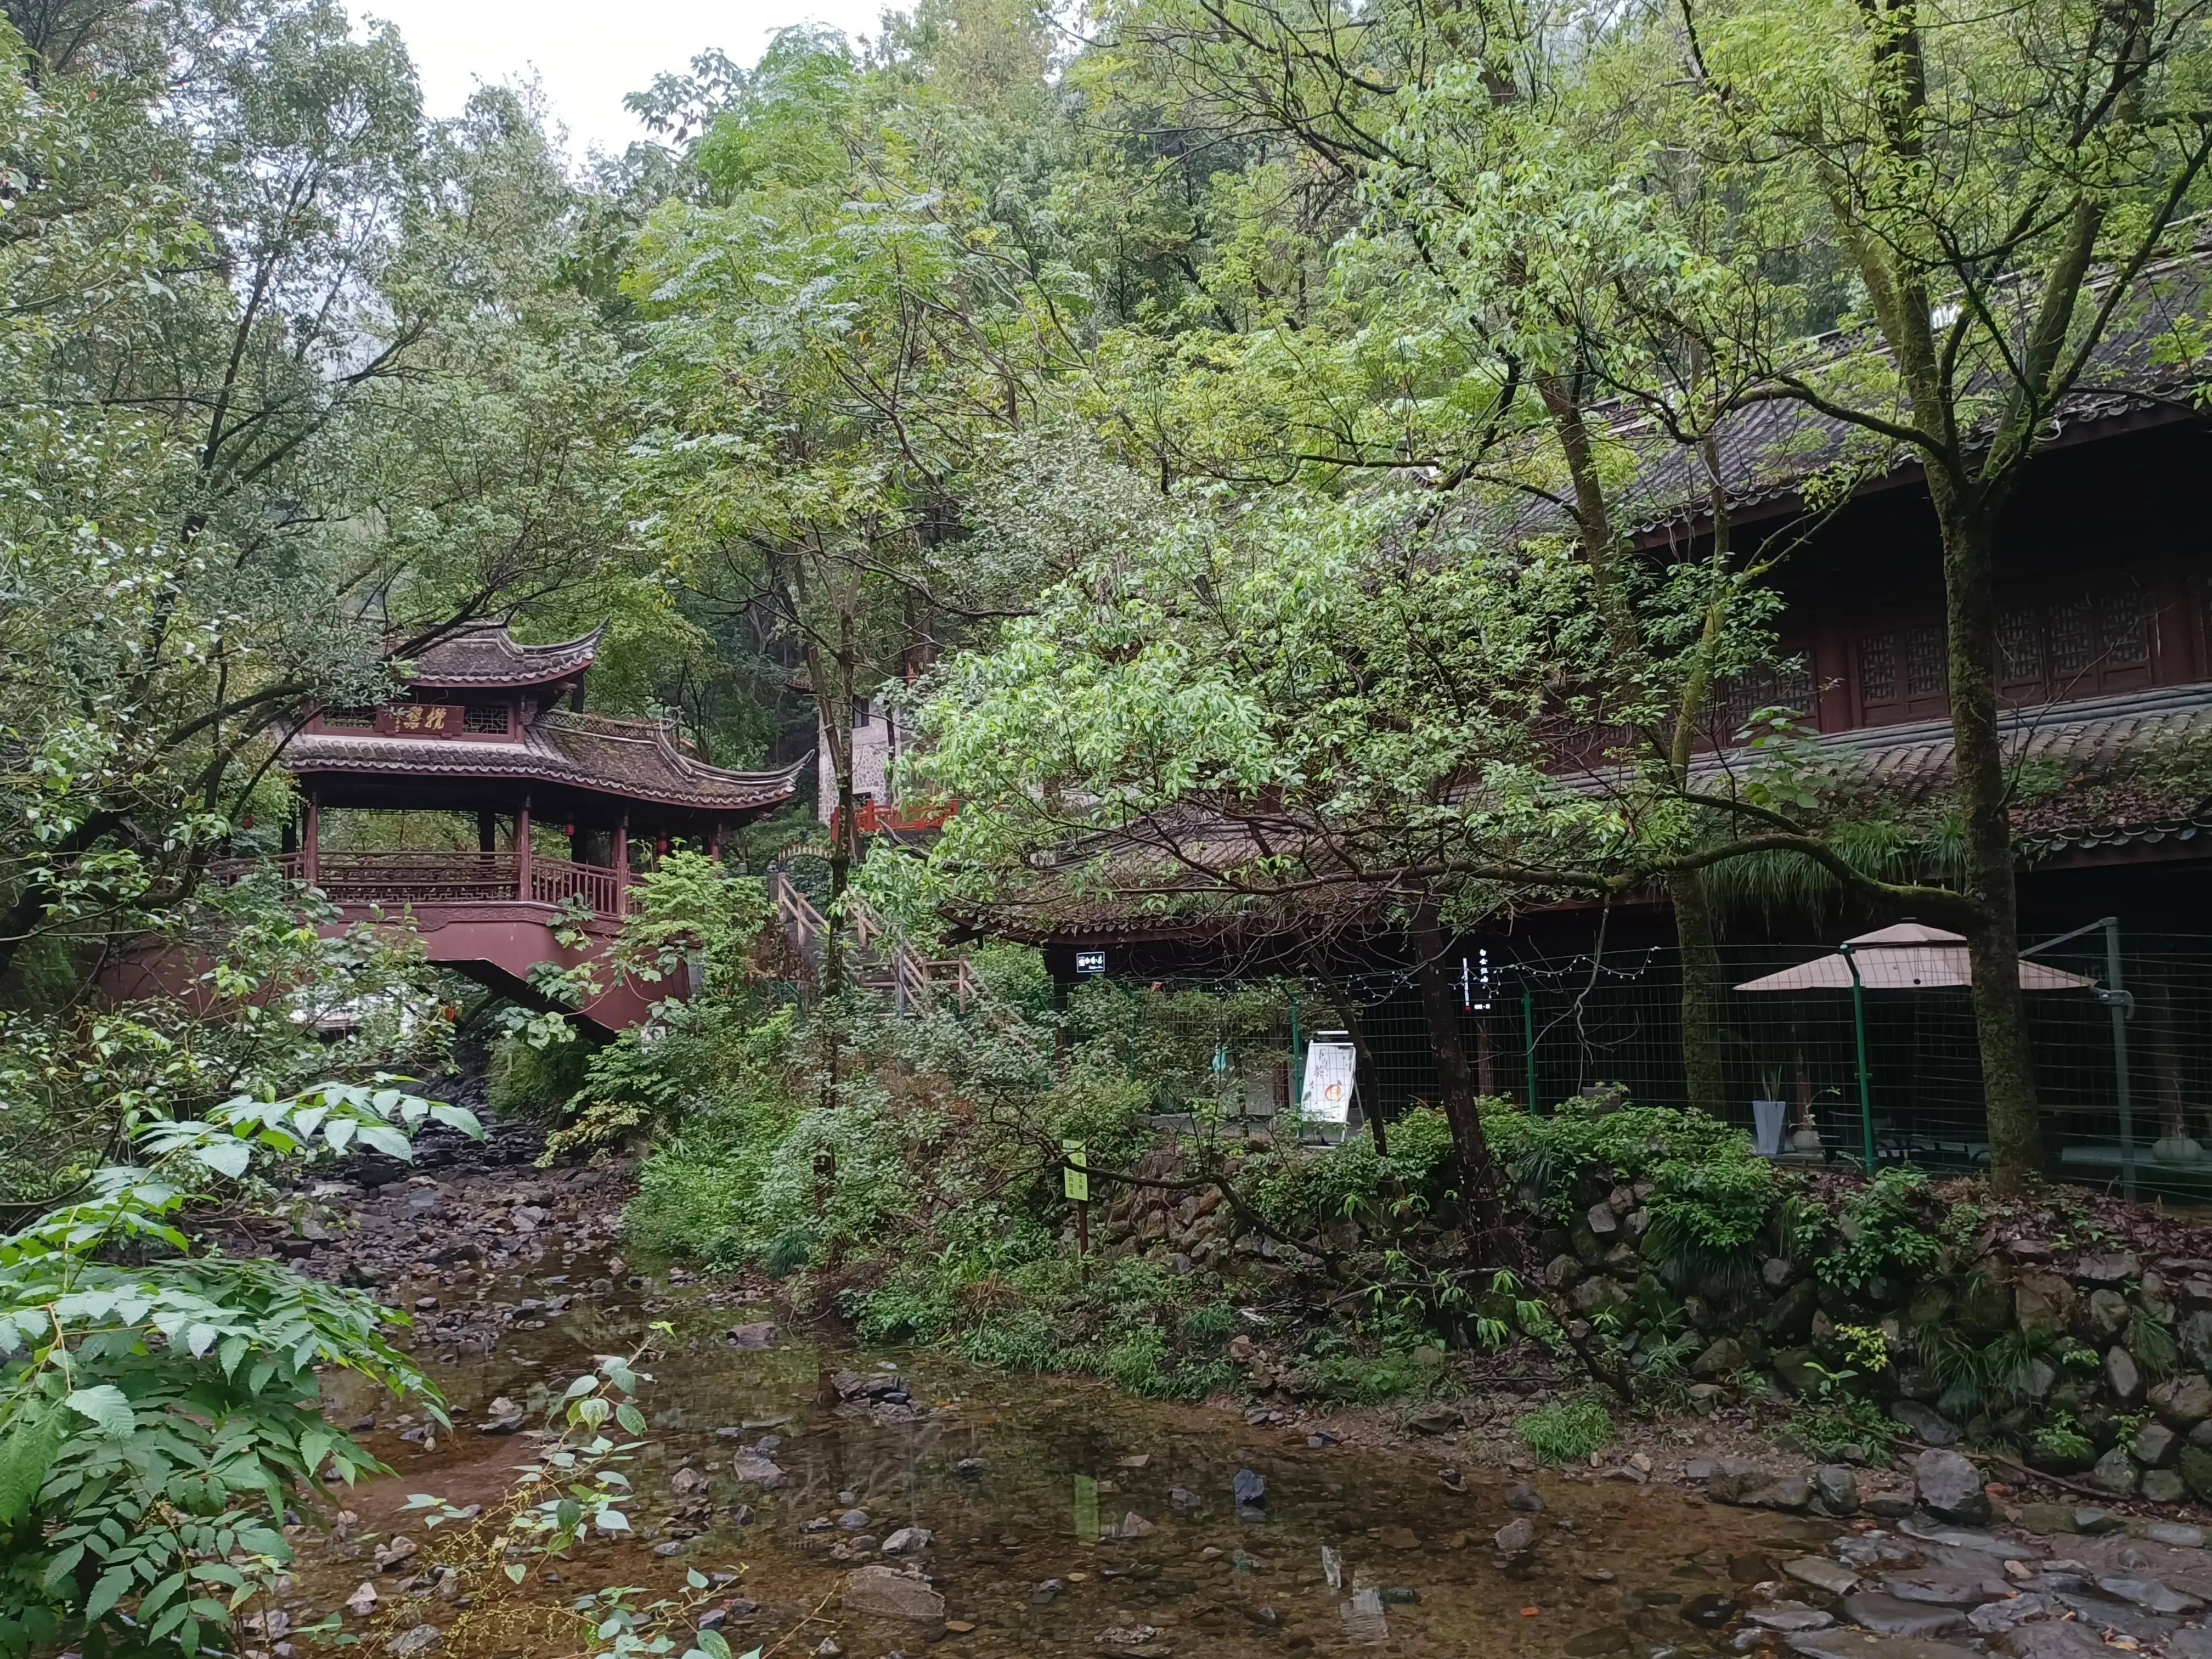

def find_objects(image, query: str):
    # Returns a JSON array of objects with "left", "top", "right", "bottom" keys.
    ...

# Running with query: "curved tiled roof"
[
  {"left": 286, "top": 709, "right": 805, "bottom": 812},
  {"left": 397, "top": 624, "right": 605, "bottom": 689}
]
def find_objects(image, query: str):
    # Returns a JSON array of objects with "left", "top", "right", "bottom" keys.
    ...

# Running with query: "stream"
[{"left": 303, "top": 1252, "right": 1839, "bottom": 1659}]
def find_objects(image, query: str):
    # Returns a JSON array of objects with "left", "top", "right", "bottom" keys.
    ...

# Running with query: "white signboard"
[{"left": 1300, "top": 1041, "right": 1358, "bottom": 1124}]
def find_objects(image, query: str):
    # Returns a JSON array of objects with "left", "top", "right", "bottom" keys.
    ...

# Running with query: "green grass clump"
[
  {"left": 1517, "top": 1398, "right": 1612, "bottom": 1464},
  {"left": 1310, "top": 1350, "right": 1433, "bottom": 1405}
]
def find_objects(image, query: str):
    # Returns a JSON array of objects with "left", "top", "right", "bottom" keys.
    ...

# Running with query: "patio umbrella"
[
  {"left": 1731, "top": 922, "right": 2097, "bottom": 1175},
  {"left": 1733, "top": 923, "right": 2099, "bottom": 994}
]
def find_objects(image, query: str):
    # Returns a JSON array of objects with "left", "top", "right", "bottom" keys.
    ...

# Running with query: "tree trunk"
[
  {"left": 1932, "top": 495, "right": 2042, "bottom": 1190},
  {"left": 1670, "top": 870, "right": 1730, "bottom": 1115},
  {"left": 1414, "top": 920, "right": 1505, "bottom": 1238}
]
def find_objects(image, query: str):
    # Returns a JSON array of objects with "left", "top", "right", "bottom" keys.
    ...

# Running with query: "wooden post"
[
  {"left": 476, "top": 810, "right": 496, "bottom": 854},
  {"left": 301, "top": 794, "right": 320, "bottom": 886},
  {"left": 516, "top": 795, "right": 533, "bottom": 902},
  {"left": 613, "top": 810, "right": 629, "bottom": 916}
]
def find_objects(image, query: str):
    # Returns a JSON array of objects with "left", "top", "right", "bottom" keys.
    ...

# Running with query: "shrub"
[
  {"left": 488, "top": 1030, "right": 591, "bottom": 1117},
  {"left": 1517, "top": 1398, "right": 1613, "bottom": 1464}
]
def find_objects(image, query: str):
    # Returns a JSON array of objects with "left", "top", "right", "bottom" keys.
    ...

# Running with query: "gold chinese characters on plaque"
[{"left": 373, "top": 703, "right": 466, "bottom": 737}]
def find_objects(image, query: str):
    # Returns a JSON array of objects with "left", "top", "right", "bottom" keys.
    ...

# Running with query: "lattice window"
[
  {"left": 2049, "top": 596, "right": 2097, "bottom": 676},
  {"left": 2102, "top": 592, "right": 2150, "bottom": 665},
  {"left": 462, "top": 702, "right": 510, "bottom": 734},
  {"left": 1904, "top": 625, "right": 1946, "bottom": 696},
  {"left": 321, "top": 708, "right": 373, "bottom": 728},
  {"left": 1999, "top": 607, "right": 2045, "bottom": 682},
  {"left": 1858, "top": 632, "right": 1897, "bottom": 702}
]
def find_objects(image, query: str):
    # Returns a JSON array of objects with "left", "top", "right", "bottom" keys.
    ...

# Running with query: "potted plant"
[{"left": 1752, "top": 1065, "right": 1789, "bottom": 1157}]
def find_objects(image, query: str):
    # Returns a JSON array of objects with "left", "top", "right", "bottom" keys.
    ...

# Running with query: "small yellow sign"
[{"left": 1062, "top": 1141, "right": 1088, "bottom": 1204}]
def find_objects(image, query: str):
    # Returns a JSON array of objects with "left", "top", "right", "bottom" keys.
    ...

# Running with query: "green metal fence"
[{"left": 1057, "top": 929, "right": 2212, "bottom": 1202}]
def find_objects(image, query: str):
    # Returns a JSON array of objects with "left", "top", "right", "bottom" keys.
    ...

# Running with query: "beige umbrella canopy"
[{"left": 1734, "top": 923, "right": 2099, "bottom": 994}]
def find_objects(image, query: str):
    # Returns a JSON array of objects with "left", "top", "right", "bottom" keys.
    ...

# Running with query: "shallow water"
[{"left": 311, "top": 1260, "right": 1837, "bottom": 1658}]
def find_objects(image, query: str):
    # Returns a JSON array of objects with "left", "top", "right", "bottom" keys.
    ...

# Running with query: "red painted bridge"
[
  {"left": 223, "top": 623, "right": 803, "bottom": 1034},
  {"left": 275, "top": 849, "right": 663, "bottom": 1034}
]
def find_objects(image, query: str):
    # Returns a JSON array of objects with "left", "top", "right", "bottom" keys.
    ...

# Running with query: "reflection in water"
[
  {"left": 1341, "top": 1584, "right": 1391, "bottom": 1644},
  {"left": 312, "top": 1261, "right": 1833, "bottom": 1657}
]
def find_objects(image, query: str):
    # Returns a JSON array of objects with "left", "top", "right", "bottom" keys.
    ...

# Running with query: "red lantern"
[{"left": 655, "top": 837, "right": 669, "bottom": 855}]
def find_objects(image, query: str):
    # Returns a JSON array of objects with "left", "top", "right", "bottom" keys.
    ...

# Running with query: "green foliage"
[
  {"left": 1790, "top": 1395, "right": 1905, "bottom": 1460},
  {"left": 0, "top": 1083, "right": 475, "bottom": 1657},
  {"left": 1309, "top": 1351, "right": 1434, "bottom": 1406},
  {"left": 1517, "top": 1400, "right": 1613, "bottom": 1465},
  {"left": 1815, "top": 1169, "right": 1943, "bottom": 1291},
  {"left": 489, "top": 1030, "right": 592, "bottom": 1119}
]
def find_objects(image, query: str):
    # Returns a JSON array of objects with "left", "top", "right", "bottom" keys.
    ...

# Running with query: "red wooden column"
[
  {"left": 301, "top": 794, "right": 320, "bottom": 887},
  {"left": 516, "top": 794, "right": 533, "bottom": 902},
  {"left": 613, "top": 810, "right": 630, "bottom": 917}
]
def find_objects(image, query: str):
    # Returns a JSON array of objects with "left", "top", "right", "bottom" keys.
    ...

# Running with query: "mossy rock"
[
  {"left": 1906, "top": 1284, "right": 1954, "bottom": 1328},
  {"left": 1763, "top": 1279, "right": 1819, "bottom": 1343},
  {"left": 1960, "top": 1262, "right": 2016, "bottom": 1337},
  {"left": 2180, "top": 1445, "right": 2212, "bottom": 1505}
]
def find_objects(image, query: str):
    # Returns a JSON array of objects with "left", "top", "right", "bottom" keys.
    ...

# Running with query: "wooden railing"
[
  {"left": 765, "top": 870, "right": 1041, "bottom": 1060},
  {"left": 531, "top": 856, "right": 624, "bottom": 916},
  {"left": 255, "top": 850, "right": 632, "bottom": 919}
]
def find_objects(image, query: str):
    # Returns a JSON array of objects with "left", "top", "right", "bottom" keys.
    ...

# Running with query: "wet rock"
[
  {"left": 2075, "top": 1250, "right": 2140, "bottom": 1284},
  {"left": 1746, "top": 1604, "right": 1833, "bottom": 1633},
  {"left": 1967, "top": 1592, "right": 2058, "bottom": 1634},
  {"left": 1880, "top": 1574, "right": 2001, "bottom": 1608},
  {"left": 731, "top": 1451, "right": 787, "bottom": 1489},
  {"left": 2087, "top": 1289, "right": 2131, "bottom": 1339},
  {"left": 1494, "top": 1517, "right": 1538, "bottom": 1555},
  {"left": 725, "top": 1322, "right": 777, "bottom": 1350},
  {"left": 1838, "top": 1593, "right": 1970, "bottom": 1638},
  {"left": 2153, "top": 1374, "right": 2212, "bottom": 1430},
  {"left": 374, "top": 1536, "right": 419, "bottom": 1573},
  {"left": 2105, "top": 1344, "right": 2144, "bottom": 1407},
  {"left": 1890, "top": 1401, "right": 1960, "bottom": 1447},
  {"left": 1114, "top": 1512, "right": 1155, "bottom": 1539},
  {"left": 1505, "top": 1483, "right": 1545, "bottom": 1513},
  {"left": 2145, "top": 1522, "right": 2205, "bottom": 1548},
  {"left": 881, "top": 1527, "right": 932, "bottom": 1555},
  {"left": 385, "top": 1626, "right": 441, "bottom": 1657},
  {"left": 842, "top": 1566, "right": 945, "bottom": 1623},
  {"left": 1169, "top": 1486, "right": 1203, "bottom": 1514},
  {"left": 1861, "top": 1476, "right": 1918, "bottom": 1519},
  {"left": 1763, "top": 1258, "right": 1796, "bottom": 1291},
  {"left": 2090, "top": 1448, "right": 2139, "bottom": 1497},
  {"left": 2135, "top": 1421, "right": 2181, "bottom": 1466},
  {"left": 652, "top": 1541, "right": 687, "bottom": 1558},
  {"left": 1232, "top": 1469, "right": 1265, "bottom": 1511},
  {"left": 2014, "top": 1273, "right": 2076, "bottom": 1335},
  {"left": 1997, "top": 1622, "right": 2126, "bottom": 1658},
  {"left": 836, "top": 1509, "right": 870, "bottom": 1531},
  {"left": 670, "top": 1466, "right": 710, "bottom": 1498},
  {"left": 1031, "top": 1578, "right": 1064, "bottom": 1604},
  {"left": 346, "top": 1582, "right": 379, "bottom": 1618},
  {"left": 1564, "top": 1629, "right": 1630, "bottom": 1656},
  {"left": 1783, "top": 1632, "right": 1979, "bottom": 1659},
  {"left": 2182, "top": 1446, "right": 2212, "bottom": 1503},
  {"left": 1914, "top": 1449, "right": 1991, "bottom": 1524},
  {"left": 2094, "top": 1575, "right": 2204, "bottom": 1613},
  {"left": 954, "top": 1458, "right": 985, "bottom": 1480},
  {"left": 2143, "top": 1469, "right": 2187, "bottom": 1503},
  {"left": 1692, "top": 1338, "right": 1742, "bottom": 1380},
  {"left": 476, "top": 1397, "right": 526, "bottom": 1436},
  {"left": 1784, "top": 1558, "right": 1860, "bottom": 1596},
  {"left": 1815, "top": 1466, "right": 1860, "bottom": 1516},
  {"left": 1097, "top": 1625, "right": 1162, "bottom": 1646},
  {"left": 1587, "top": 1204, "right": 1621, "bottom": 1238}
]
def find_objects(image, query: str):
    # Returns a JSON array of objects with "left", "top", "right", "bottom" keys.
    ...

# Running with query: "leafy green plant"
[
  {"left": 1517, "top": 1399, "right": 1613, "bottom": 1464},
  {"left": 1816, "top": 1167, "right": 1942, "bottom": 1290},
  {"left": 0, "top": 1082, "right": 477, "bottom": 1658}
]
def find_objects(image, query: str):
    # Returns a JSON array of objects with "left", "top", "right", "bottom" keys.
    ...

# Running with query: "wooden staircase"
[{"left": 765, "top": 870, "right": 1047, "bottom": 1061}]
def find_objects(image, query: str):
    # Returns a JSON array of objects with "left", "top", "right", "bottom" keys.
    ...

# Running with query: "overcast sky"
[{"left": 360, "top": 0, "right": 887, "bottom": 161}]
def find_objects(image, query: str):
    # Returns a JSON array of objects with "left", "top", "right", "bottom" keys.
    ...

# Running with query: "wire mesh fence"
[{"left": 1048, "top": 930, "right": 2212, "bottom": 1202}]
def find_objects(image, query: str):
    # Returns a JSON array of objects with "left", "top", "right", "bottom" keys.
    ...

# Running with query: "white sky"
[{"left": 360, "top": 0, "right": 888, "bottom": 161}]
